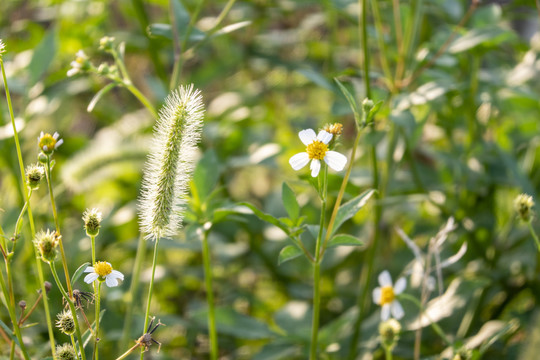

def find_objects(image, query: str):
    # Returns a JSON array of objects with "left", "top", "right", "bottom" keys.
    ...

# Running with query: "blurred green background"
[{"left": 1, "top": 0, "right": 540, "bottom": 358}]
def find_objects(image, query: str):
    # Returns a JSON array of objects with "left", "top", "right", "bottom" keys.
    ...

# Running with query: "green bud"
[
  {"left": 38, "top": 152, "right": 48, "bottom": 164},
  {"left": 34, "top": 229, "right": 59, "bottom": 263},
  {"left": 25, "top": 163, "right": 45, "bottom": 190},
  {"left": 99, "top": 36, "right": 115, "bottom": 52},
  {"left": 379, "top": 318, "right": 401, "bottom": 350},
  {"left": 55, "top": 343, "right": 77, "bottom": 360},
  {"left": 56, "top": 310, "right": 76, "bottom": 336},
  {"left": 83, "top": 208, "right": 102, "bottom": 237}
]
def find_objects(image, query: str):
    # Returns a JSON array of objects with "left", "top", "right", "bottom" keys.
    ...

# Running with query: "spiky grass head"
[
  {"left": 0, "top": 39, "right": 5, "bottom": 58},
  {"left": 138, "top": 84, "right": 204, "bottom": 240}
]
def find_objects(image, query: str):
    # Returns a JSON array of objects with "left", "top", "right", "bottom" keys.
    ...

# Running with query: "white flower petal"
[
  {"left": 324, "top": 151, "right": 347, "bottom": 172},
  {"left": 67, "top": 68, "right": 79, "bottom": 77},
  {"left": 55, "top": 139, "right": 63, "bottom": 149},
  {"left": 381, "top": 304, "right": 391, "bottom": 321},
  {"left": 317, "top": 130, "right": 332, "bottom": 144},
  {"left": 289, "top": 152, "right": 310, "bottom": 171},
  {"left": 84, "top": 273, "right": 99, "bottom": 284},
  {"left": 391, "top": 301, "right": 405, "bottom": 320},
  {"left": 310, "top": 159, "right": 321, "bottom": 177},
  {"left": 53, "top": 132, "right": 59, "bottom": 140},
  {"left": 83, "top": 266, "right": 95, "bottom": 273},
  {"left": 299, "top": 129, "right": 317, "bottom": 146},
  {"left": 394, "top": 277, "right": 406, "bottom": 294},
  {"left": 378, "top": 270, "right": 393, "bottom": 287},
  {"left": 372, "top": 287, "right": 381, "bottom": 305},
  {"left": 105, "top": 276, "right": 118, "bottom": 287},
  {"left": 111, "top": 270, "right": 124, "bottom": 281}
]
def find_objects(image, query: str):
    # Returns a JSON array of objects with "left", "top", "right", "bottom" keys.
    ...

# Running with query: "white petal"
[
  {"left": 43, "top": 145, "right": 49, "bottom": 151},
  {"left": 55, "top": 139, "right": 63, "bottom": 148},
  {"left": 324, "top": 151, "right": 347, "bottom": 171},
  {"left": 298, "top": 129, "right": 317, "bottom": 146},
  {"left": 105, "top": 276, "right": 118, "bottom": 287},
  {"left": 381, "top": 304, "right": 391, "bottom": 321},
  {"left": 317, "top": 130, "right": 332, "bottom": 144},
  {"left": 83, "top": 266, "right": 95, "bottom": 273},
  {"left": 289, "top": 152, "right": 310, "bottom": 170},
  {"left": 394, "top": 277, "right": 406, "bottom": 294},
  {"left": 310, "top": 159, "right": 321, "bottom": 177},
  {"left": 378, "top": 270, "right": 393, "bottom": 287},
  {"left": 391, "top": 301, "right": 405, "bottom": 319},
  {"left": 84, "top": 273, "right": 99, "bottom": 284},
  {"left": 111, "top": 270, "right": 124, "bottom": 281},
  {"left": 372, "top": 287, "right": 381, "bottom": 305},
  {"left": 53, "top": 132, "right": 59, "bottom": 139},
  {"left": 67, "top": 69, "right": 79, "bottom": 77}
]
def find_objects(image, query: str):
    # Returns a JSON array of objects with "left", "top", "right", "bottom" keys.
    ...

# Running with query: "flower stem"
[
  {"left": 201, "top": 227, "right": 218, "bottom": 360},
  {"left": 140, "top": 237, "right": 161, "bottom": 360},
  {"left": 116, "top": 343, "right": 141, "bottom": 360},
  {"left": 384, "top": 345, "right": 393, "bottom": 360},
  {"left": 527, "top": 221, "right": 540, "bottom": 251},
  {"left": 50, "top": 263, "right": 87, "bottom": 360},
  {"left": 90, "top": 235, "right": 96, "bottom": 265},
  {"left": 310, "top": 166, "right": 328, "bottom": 360},
  {"left": 71, "top": 335, "right": 81, "bottom": 360},
  {"left": 93, "top": 282, "right": 102, "bottom": 360}
]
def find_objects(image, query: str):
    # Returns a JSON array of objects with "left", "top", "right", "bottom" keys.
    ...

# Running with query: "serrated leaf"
[
  {"left": 331, "top": 189, "right": 375, "bottom": 237},
  {"left": 282, "top": 182, "right": 299, "bottom": 221},
  {"left": 278, "top": 245, "right": 303, "bottom": 265},
  {"left": 28, "top": 28, "right": 57, "bottom": 85},
  {"left": 72, "top": 261, "right": 91, "bottom": 285},
  {"left": 327, "top": 234, "right": 364, "bottom": 249},
  {"left": 87, "top": 83, "right": 116, "bottom": 112}
]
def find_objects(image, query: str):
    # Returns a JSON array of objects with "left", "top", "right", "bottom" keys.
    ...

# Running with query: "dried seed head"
[
  {"left": 83, "top": 208, "right": 102, "bottom": 237},
  {"left": 515, "top": 193, "right": 534, "bottom": 222},
  {"left": 18, "top": 300, "right": 27, "bottom": 310},
  {"left": 56, "top": 310, "right": 76, "bottom": 336},
  {"left": 55, "top": 343, "right": 77, "bottom": 360},
  {"left": 322, "top": 123, "right": 343, "bottom": 137},
  {"left": 138, "top": 85, "right": 204, "bottom": 241},
  {"left": 25, "top": 163, "right": 45, "bottom": 190},
  {"left": 379, "top": 318, "right": 401, "bottom": 349},
  {"left": 34, "top": 229, "right": 59, "bottom": 263}
]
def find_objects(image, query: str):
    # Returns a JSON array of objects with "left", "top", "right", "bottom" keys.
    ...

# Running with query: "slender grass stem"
[
  {"left": 123, "top": 83, "right": 158, "bottom": 119},
  {"left": 19, "top": 292, "right": 41, "bottom": 326},
  {"left": 310, "top": 166, "right": 328, "bottom": 360},
  {"left": 370, "top": 0, "right": 395, "bottom": 92},
  {"left": 116, "top": 343, "right": 141, "bottom": 360},
  {"left": 384, "top": 346, "right": 393, "bottom": 360},
  {"left": 201, "top": 227, "right": 218, "bottom": 360},
  {"left": 140, "top": 238, "right": 161, "bottom": 360},
  {"left": 1, "top": 56, "right": 56, "bottom": 357},
  {"left": 71, "top": 335, "right": 81, "bottom": 360},
  {"left": 50, "top": 263, "right": 87, "bottom": 360},
  {"left": 93, "top": 281, "right": 102, "bottom": 360},
  {"left": 90, "top": 236, "right": 96, "bottom": 265},
  {"left": 527, "top": 221, "right": 540, "bottom": 251}
]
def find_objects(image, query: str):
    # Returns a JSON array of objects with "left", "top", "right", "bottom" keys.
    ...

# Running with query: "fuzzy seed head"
[
  {"left": 56, "top": 310, "right": 76, "bottom": 335},
  {"left": 379, "top": 318, "right": 401, "bottom": 348},
  {"left": 138, "top": 84, "right": 204, "bottom": 241},
  {"left": 34, "top": 229, "right": 59, "bottom": 262},
  {"left": 323, "top": 123, "right": 343, "bottom": 136},
  {"left": 99, "top": 36, "right": 115, "bottom": 51},
  {"left": 83, "top": 208, "right": 102, "bottom": 236},
  {"left": 0, "top": 39, "right": 5, "bottom": 57},
  {"left": 25, "top": 163, "right": 45, "bottom": 190},
  {"left": 515, "top": 193, "right": 534, "bottom": 222},
  {"left": 55, "top": 343, "right": 77, "bottom": 360}
]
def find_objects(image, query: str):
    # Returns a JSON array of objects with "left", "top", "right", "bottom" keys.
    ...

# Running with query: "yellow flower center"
[
  {"left": 94, "top": 261, "right": 112, "bottom": 277},
  {"left": 306, "top": 141, "right": 328, "bottom": 160},
  {"left": 380, "top": 286, "right": 395, "bottom": 305},
  {"left": 38, "top": 133, "right": 57, "bottom": 151}
]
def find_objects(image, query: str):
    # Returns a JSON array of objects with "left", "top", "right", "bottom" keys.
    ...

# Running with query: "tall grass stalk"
[
  {"left": 201, "top": 227, "right": 218, "bottom": 360},
  {"left": 140, "top": 238, "right": 160, "bottom": 360},
  {"left": 1, "top": 47, "right": 56, "bottom": 357}
]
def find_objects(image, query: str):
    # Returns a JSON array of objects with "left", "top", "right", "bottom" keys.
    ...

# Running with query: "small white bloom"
[
  {"left": 67, "top": 50, "right": 89, "bottom": 77},
  {"left": 84, "top": 261, "right": 124, "bottom": 287},
  {"left": 289, "top": 129, "right": 347, "bottom": 177},
  {"left": 372, "top": 270, "right": 406, "bottom": 321}
]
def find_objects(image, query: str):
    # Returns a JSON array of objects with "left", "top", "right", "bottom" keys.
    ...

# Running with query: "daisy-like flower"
[
  {"left": 289, "top": 129, "right": 347, "bottom": 177},
  {"left": 84, "top": 261, "right": 124, "bottom": 287},
  {"left": 38, "top": 131, "right": 63, "bottom": 155},
  {"left": 372, "top": 270, "right": 406, "bottom": 321},
  {"left": 67, "top": 50, "right": 90, "bottom": 77}
]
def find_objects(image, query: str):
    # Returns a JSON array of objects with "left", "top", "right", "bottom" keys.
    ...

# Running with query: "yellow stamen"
[
  {"left": 380, "top": 286, "right": 395, "bottom": 305},
  {"left": 38, "top": 133, "right": 57, "bottom": 151},
  {"left": 94, "top": 261, "right": 112, "bottom": 277},
  {"left": 306, "top": 141, "right": 328, "bottom": 160}
]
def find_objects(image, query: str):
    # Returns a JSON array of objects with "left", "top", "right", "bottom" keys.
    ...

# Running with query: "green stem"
[
  {"left": 1, "top": 57, "right": 56, "bottom": 357},
  {"left": 121, "top": 234, "right": 146, "bottom": 350},
  {"left": 527, "top": 221, "right": 540, "bottom": 251},
  {"left": 50, "top": 263, "right": 87, "bottom": 360},
  {"left": 140, "top": 237, "right": 161, "bottom": 360},
  {"left": 12, "top": 189, "right": 31, "bottom": 244},
  {"left": 201, "top": 227, "right": 218, "bottom": 360},
  {"left": 359, "top": 0, "right": 370, "bottom": 98},
  {"left": 90, "top": 236, "right": 96, "bottom": 265},
  {"left": 115, "top": 344, "right": 140, "bottom": 360},
  {"left": 71, "top": 335, "right": 81, "bottom": 360},
  {"left": 310, "top": 166, "right": 328, "bottom": 360},
  {"left": 370, "top": 0, "right": 395, "bottom": 92},
  {"left": 93, "top": 281, "right": 102, "bottom": 360},
  {"left": 384, "top": 345, "right": 393, "bottom": 360}
]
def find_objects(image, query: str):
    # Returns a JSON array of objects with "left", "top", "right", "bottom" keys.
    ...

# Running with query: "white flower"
[
  {"left": 37, "top": 131, "right": 63, "bottom": 154},
  {"left": 84, "top": 261, "right": 124, "bottom": 287},
  {"left": 372, "top": 270, "right": 406, "bottom": 321},
  {"left": 67, "top": 50, "right": 89, "bottom": 77},
  {"left": 289, "top": 129, "right": 347, "bottom": 177}
]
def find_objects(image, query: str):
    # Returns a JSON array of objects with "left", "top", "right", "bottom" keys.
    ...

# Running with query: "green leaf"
[
  {"left": 147, "top": 23, "right": 205, "bottom": 42},
  {"left": 192, "top": 150, "right": 220, "bottom": 207},
  {"left": 449, "top": 26, "right": 511, "bottom": 54},
  {"left": 0, "top": 318, "right": 17, "bottom": 344},
  {"left": 28, "top": 28, "right": 57, "bottom": 85},
  {"left": 278, "top": 245, "right": 303, "bottom": 265},
  {"left": 238, "top": 202, "right": 290, "bottom": 235},
  {"left": 331, "top": 189, "right": 375, "bottom": 237},
  {"left": 296, "top": 68, "right": 333, "bottom": 90},
  {"left": 334, "top": 78, "right": 361, "bottom": 123},
  {"left": 282, "top": 182, "right": 300, "bottom": 221},
  {"left": 87, "top": 83, "right": 117, "bottom": 112},
  {"left": 327, "top": 234, "right": 364, "bottom": 249},
  {"left": 191, "top": 307, "right": 274, "bottom": 339},
  {"left": 71, "top": 261, "right": 91, "bottom": 285}
]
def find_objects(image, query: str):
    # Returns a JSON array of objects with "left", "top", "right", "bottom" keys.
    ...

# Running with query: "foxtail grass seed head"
[
  {"left": 138, "top": 84, "right": 204, "bottom": 241},
  {"left": 379, "top": 318, "right": 401, "bottom": 349},
  {"left": 83, "top": 208, "right": 102, "bottom": 236},
  {"left": 515, "top": 193, "right": 534, "bottom": 222},
  {"left": 0, "top": 39, "right": 5, "bottom": 58},
  {"left": 35, "top": 229, "right": 59, "bottom": 263},
  {"left": 67, "top": 50, "right": 91, "bottom": 77},
  {"left": 25, "top": 163, "right": 45, "bottom": 190},
  {"left": 56, "top": 310, "right": 76, "bottom": 335},
  {"left": 55, "top": 343, "right": 77, "bottom": 360},
  {"left": 38, "top": 131, "right": 63, "bottom": 155}
]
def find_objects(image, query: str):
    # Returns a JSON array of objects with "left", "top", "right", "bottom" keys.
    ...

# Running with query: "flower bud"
[
  {"left": 38, "top": 152, "right": 48, "bottom": 164},
  {"left": 55, "top": 343, "right": 77, "bottom": 360},
  {"left": 379, "top": 318, "right": 401, "bottom": 349},
  {"left": 83, "top": 208, "right": 102, "bottom": 237},
  {"left": 18, "top": 300, "right": 27, "bottom": 310},
  {"left": 25, "top": 163, "right": 45, "bottom": 190},
  {"left": 515, "top": 194, "right": 534, "bottom": 222},
  {"left": 34, "top": 230, "right": 59, "bottom": 263},
  {"left": 99, "top": 36, "right": 115, "bottom": 51},
  {"left": 56, "top": 310, "right": 76, "bottom": 336},
  {"left": 322, "top": 123, "right": 343, "bottom": 137},
  {"left": 44, "top": 281, "right": 52, "bottom": 293}
]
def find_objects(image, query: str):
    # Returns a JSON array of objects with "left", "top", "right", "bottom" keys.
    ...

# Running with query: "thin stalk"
[
  {"left": 384, "top": 346, "right": 393, "bottom": 360},
  {"left": 370, "top": 0, "right": 395, "bottom": 92},
  {"left": 90, "top": 236, "right": 96, "bottom": 265},
  {"left": 359, "top": 0, "right": 370, "bottom": 98},
  {"left": 140, "top": 238, "right": 161, "bottom": 360},
  {"left": 45, "top": 155, "right": 73, "bottom": 297},
  {"left": 93, "top": 282, "right": 102, "bottom": 360},
  {"left": 71, "top": 335, "right": 81, "bottom": 360},
  {"left": 18, "top": 291, "right": 42, "bottom": 325},
  {"left": 12, "top": 189, "right": 31, "bottom": 245},
  {"left": 392, "top": 0, "right": 405, "bottom": 83},
  {"left": 116, "top": 343, "right": 141, "bottom": 360},
  {"left": 201, "top": 228, "right": 218, "bottom": 360},
  {"left": 121, "top": 234, "right": 146, "bottom": 350},
  {"left": 50, "top": 263, "right": 87, "bottom": 360},
  {"left": 527, "top": 221, "right": 540, "bottom": 251},
  {"left": 310, "top": 166, "right": 328, "bottom": 360},
  {"left": 2, "top": 57, "right": 56, "bottom": 357},
  {"left": 398, "top": 0, "right": 423, "bottom": 86}
]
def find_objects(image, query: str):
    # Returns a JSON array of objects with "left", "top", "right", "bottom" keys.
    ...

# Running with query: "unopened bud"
[
  {"left": 379, "top": 318, "right": 401, "bottom": 349},
  {"left": 34, "top": 229, "right": 59, "bottom": 263},
  {"left": 44, "top": 281, "right": 52, "bottom": 293},
  {"left": 18, "top": 300, "right": 27, "bottom": 310},
  {"left": 83, "top": 208, "right": 102, "bottom": 237},
  {"left": 515, "top": 194, "right": 534, "bottom": 222}
]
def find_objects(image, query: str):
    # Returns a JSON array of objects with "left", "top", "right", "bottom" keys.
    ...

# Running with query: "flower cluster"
[{"left": 67, "top": 50, "right": 91, "bottom": 77}]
